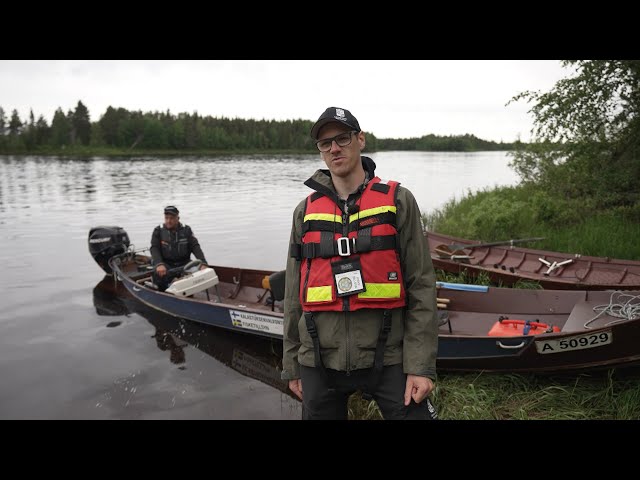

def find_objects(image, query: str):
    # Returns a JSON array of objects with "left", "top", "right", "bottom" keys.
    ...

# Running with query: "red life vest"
[{"left": 298, "top": 176, "right": 406, "bottom": 312}]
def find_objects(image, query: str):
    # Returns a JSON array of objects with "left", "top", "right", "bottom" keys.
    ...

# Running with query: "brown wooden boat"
[
  {"left": 436, "top": 284, "right": 640, "bottom": 372},
  {"left": 427, "top": 231, "right": 640, "bottom": 290}
]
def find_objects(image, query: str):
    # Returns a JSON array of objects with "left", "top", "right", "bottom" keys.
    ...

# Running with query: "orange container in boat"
[{"left": 488, "top": 318, "right": 560, "bottom": 337}]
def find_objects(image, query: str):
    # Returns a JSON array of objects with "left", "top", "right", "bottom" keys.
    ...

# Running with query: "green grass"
[
  {"left": 349, "top": 368, "right": 640, "bottom": 420},
  {"left": 539, "top": 214, "right": 640, "bottom": 260},
  {"left": 422, "top": 185, "right": 640, "bottom": 261},
  {"left": 437, "top": 368, "right": 640, "bottom": 420}
]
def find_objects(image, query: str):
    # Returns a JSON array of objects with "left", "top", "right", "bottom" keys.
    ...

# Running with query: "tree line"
[
  {"left": 377, "top": 134, "right": 514, "bottom": 151},
  {"left": 0, "top": 102, "right": 513, "bottom": 153}
]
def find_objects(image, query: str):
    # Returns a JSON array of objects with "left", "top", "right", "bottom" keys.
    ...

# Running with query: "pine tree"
[
  {"left": 0, "top": 106, "right": 6, "bottom": 137},
  {"left": 35, "top": 115, "right": 50, "bottom": 146},
  {"left": 23, "top": 108, "right": 37, "bottom": 149},
  {"left": 99, "top": 106, "right": 129, "bottom": 146},
  {"left": 67, "top": 109, "right": 76, "bottom": 144},
  {"left": 50, "top": 108, "right": 71, "bottom": 147},
  {"left": 9, "top": 109, "right": 22, "bottom": 136},
  {"left": 72, "top": 100, "right": 91, "bottom": 145},
  {"left": 0, "top": 107, "right": 5, "bottom": 150}
]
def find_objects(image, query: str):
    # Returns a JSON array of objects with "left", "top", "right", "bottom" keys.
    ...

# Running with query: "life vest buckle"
[{"left": 337, "top": 237, "right": 352, "bottom": 257}]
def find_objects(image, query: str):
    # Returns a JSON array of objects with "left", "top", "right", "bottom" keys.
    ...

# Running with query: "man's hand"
[
  {"left": 156, "top": 264, "right": 167, "bottom": 277},
  {"left": 289, "top": 379, "right": 303, "bottom": 400},
  {"left": 404, "top": 374, "right": 434, "bottom": 406},
  {"left": 199, "top": 264, "right": 208, "bottom": 270}
]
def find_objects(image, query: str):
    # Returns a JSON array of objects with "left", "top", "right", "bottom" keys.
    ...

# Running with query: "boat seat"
[{"left": 562, "top": 300, "right": 609, "bottom": 332}]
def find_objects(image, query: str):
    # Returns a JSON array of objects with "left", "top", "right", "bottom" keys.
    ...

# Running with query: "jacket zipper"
[{"left": 342, "top": 198, "right": 351, "bottom": 375}]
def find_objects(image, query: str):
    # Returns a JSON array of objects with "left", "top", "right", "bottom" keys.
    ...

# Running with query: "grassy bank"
[
  {"left": 350, "top": 367, "right": 640, "bottom": 420},
  {"left": 422, "top": 184, "right": 640, "bottom": 261}
]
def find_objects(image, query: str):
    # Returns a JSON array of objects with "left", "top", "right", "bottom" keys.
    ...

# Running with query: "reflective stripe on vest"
[
  {"left": 305, "top": 283, "right": 401, "bottom": 302},
  {"left": 349, "top": 205, "right": 396, "bottom": 224},
  {"left": 306, "top": 285, "right": 333, "bottom": 302},
  {"left": 357, "top": 283, "right": 401, "bottom": 299},
  {"left": 299, "top": 176, "right": 406, "bottom": 312},
  {"left": 303, "top": 213, "right": 342, "bottom": 224}
]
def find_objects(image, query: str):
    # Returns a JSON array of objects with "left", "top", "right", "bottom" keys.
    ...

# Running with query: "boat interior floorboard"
[{"left": 562, "top": 300, "right": 623, "bottom": 332}]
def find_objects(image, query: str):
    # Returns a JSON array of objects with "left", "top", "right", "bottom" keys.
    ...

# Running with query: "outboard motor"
[{"left": 88, "top": 226, "right": 130, "bottom": 274}]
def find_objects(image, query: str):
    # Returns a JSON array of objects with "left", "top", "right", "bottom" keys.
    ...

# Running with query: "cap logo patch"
[{"left": 335, "top": 108, "right": 345, "bottom": 118}]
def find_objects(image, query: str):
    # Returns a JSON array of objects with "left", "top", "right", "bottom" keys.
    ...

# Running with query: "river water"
[{"left": 0, "top": 151, "right": 518, "bottom": 419}]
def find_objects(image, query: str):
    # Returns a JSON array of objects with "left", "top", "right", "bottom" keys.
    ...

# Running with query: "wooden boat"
[
  {"left": 104, "top": 250, "right": 640, "bottom": 373},
  {"left": 427, "top": 231, "right": 640, "bottom": 290},
  {"left": 108, "top": 252, "right": 285, "bottom": 339},
  {"left": 436, "top": 284, "right": 640, "bottom": 372}
]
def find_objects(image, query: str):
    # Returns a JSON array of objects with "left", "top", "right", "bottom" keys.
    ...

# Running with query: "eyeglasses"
[{"left": 315, "top": 131, "right": 358, "bottom": 152}]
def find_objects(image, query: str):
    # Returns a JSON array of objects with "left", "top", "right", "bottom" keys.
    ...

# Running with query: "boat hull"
[{"left": 110, "top": 256, "right": 284, "bottom": 340}]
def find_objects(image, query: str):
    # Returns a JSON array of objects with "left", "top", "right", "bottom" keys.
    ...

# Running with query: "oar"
[
  {"left": 436, "top": 282, "right": 489, "bottom": 292},
  {"left": 437, "top": 236, "right": 545, "bottom": 252}
]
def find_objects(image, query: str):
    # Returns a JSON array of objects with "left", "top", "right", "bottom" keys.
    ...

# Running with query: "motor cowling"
[{"left": 89, "top": 226, "right": 130, "bottom": 274}]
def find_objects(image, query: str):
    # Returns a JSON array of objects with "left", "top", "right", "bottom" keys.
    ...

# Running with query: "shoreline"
[{"left": 0, "top": 148, "right": 516, "bottom": 157}]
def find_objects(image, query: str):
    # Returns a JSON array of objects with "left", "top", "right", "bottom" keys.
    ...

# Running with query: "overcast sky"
[{"left": 0, "top": 60, "right": 569, "bottom": 142}]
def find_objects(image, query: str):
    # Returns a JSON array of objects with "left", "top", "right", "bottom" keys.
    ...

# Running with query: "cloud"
[{"left": 0, "top": 60, "right": 567, "bottom": 142}]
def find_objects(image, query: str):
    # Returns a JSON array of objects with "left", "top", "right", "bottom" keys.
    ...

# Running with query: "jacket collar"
[
  {"left": 304, "top": 156, "right": 376, "bottom": 199},
  {"left": 162, "top": 222, "right": 183, "bottom": 232}
]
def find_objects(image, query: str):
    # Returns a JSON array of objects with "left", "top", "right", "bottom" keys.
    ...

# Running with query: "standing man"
[
  {"left": 150, "top": 206, "right": 208, "bottom": 292},
  {"left": 282, "top": 107, "right": 439, "bottom": 420}
]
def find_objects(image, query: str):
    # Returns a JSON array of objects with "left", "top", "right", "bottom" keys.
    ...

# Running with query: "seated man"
[{"left": 150, "top": 206, "right": 208, "bottom": 291}]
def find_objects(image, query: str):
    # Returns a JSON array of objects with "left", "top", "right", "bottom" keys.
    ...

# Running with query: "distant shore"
[
  {"left": 0, "top": 101, "right": 517, "bottom": 157},
  {"left": 0, "top": 147, "right": 515, "bottom": 157}
]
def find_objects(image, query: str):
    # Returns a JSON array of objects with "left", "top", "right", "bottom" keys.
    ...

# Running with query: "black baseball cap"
[
  {"left": 164, "top": 205, "right": 179, "bottom": 216},
  {"left": 310, "top": 107, "right": 361, "bottom": 140}
]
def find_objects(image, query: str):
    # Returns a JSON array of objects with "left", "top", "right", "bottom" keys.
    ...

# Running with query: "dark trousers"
[{"left": 299, "top": 364, "right": 436, "bottom": 420}]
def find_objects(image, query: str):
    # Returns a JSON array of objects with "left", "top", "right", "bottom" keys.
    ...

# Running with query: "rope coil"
[{"left": 584, "top": 292, "right": 640, "bottom": 329}]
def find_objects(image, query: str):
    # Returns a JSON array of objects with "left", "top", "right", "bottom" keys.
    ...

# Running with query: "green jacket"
[{"left": 281, "top": 156, "right": 438, "bottom": 381}]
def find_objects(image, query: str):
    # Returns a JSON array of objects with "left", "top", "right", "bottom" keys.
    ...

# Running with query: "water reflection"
[
  {"left": 153, "top": 329, "right": 187, "bottom": 365},
  {"left": 92, "top": 276, "right": 292, "bottom": 398}
]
